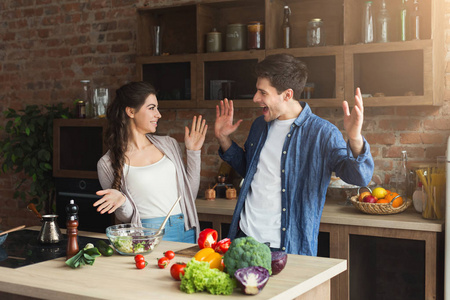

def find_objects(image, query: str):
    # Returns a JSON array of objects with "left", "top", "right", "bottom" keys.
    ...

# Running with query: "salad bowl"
[{"left": 106, "top": 223, "right": 164, "bottom": 255}]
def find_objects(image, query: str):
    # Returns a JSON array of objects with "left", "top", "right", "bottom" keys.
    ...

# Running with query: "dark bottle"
[
  {"left": 282, "top": 5, "right": 291, "bottom": 48},
  {"left": 410, "top": 0, "right": 420, "bottom": 40},
  {"left": 66, "top": 199, "right": 79, "bottom": 260}
]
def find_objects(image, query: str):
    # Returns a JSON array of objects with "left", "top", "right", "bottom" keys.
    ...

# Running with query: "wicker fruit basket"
[{"left": 350, "top": 187, "right": 412, "bottom": 215}]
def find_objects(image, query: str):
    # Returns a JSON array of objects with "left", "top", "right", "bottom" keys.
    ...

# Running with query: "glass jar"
[
  {"left": 306, "top": 19, "right": 325, "bottom": 47},
  {"left": 247, "top": 21, "right": 264, "bottom": 50}
]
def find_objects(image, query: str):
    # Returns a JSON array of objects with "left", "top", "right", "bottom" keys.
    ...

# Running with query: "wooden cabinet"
[{"left": 136, "top": 0, "right": 444, "bottom": 107}]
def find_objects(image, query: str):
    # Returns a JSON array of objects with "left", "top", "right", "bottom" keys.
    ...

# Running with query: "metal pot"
[{"left": 27, "top": 203, "right": 62, "bottom": 244}]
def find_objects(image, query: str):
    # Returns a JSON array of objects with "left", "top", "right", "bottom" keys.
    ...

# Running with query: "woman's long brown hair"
[{"left": 105, "top": 81, "right": 157, "bottom": 190}]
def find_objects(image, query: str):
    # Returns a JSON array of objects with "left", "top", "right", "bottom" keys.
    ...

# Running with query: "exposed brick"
[
  {"left": 365, "top": 133, "right": 396, "bottom": 145},
  {"left": 107, "top": 31, "right": 133, "bottom": 42},
  {"left": 400, "top": 132, "right": 447, "bottom": 144},
  {"left": 111, "top": 43, "right": 129, "bottom": 52},
  {"left": 424, "top": 118, "right": 450, "bottom": 130}
]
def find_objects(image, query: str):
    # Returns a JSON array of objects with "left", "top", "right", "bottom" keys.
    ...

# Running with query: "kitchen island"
[
  {"left": 196, "top": 197, "right": 444, "bottom": 300},
  {"left": 0, "top": 227, "right": 346, "bottom": 300}
]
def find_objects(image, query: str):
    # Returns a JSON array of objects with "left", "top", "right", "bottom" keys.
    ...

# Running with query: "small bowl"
[{"left": 106, "top": 224, "right": 164, "bottom": 256}]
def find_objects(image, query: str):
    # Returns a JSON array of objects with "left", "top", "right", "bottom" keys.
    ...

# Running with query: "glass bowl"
[{"left": 106, "top": 223, "right": 164, "bottom": 256}]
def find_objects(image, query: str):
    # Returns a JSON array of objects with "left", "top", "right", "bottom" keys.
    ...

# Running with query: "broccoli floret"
[{"left": 223, "top": 236, "right": 272, "bottom": 277}]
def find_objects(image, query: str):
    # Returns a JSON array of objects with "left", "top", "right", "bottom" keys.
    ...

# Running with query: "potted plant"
[{"left": 0, "top": 104, "right": 72, "bottom": 213}]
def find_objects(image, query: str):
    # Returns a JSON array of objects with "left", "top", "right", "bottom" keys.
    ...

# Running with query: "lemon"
[{"left": 372, "top": 187, "right": 388, "bottom": 199}]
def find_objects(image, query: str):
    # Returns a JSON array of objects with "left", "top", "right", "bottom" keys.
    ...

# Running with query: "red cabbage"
[
  {"left": 234, "top": 266, "right": 270, "bottom": 295},
  {"left": 271, "top": 251, "right": 288, "bottom": 275}
]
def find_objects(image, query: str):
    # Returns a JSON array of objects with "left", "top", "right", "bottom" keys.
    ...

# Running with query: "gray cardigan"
[{"left": 97, "top": 134, "right": 201, "bottom": 236}]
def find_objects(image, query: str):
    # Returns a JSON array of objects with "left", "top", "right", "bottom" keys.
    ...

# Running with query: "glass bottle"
[
  {"left": 80, "top": 80, "right": 93, "bottom": 118},
  {"left": 282, "top": 6, "right": 291, "bottom": 48},
  {"left": 362, "top": 1, "right": 374, "bottom": 44},
  {"left": 376, "top": 0, "right": 390, "bottom": 43},
  {"left": 410, "top": 0, "right": 420, "bottom": 40},
  {"left": 399, "top": 0, "right": 409, "bottom": 41},
  {"left": 398, "top": 150, "right": 408, "bottom": 197},
  {"left": 307, "top": 19, "right": 325, "bottom": 47}
]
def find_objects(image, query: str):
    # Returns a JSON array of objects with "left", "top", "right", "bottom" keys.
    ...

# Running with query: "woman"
[{"left": 94, "top": 81, "right": 207, "bottom": 243}]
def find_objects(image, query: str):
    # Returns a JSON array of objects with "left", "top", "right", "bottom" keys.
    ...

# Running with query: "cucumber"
[{"left": 96, "top": 240, "right": 114, "bottom": 256}]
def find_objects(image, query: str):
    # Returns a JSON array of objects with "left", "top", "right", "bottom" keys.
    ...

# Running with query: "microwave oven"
[{"left": 53, "top": 118, "right": 108, "bottom": 179}]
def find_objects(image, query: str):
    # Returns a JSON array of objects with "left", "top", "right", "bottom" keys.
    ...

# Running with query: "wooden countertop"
[
  {"left": 0, "top": 228, "right": 346, "bottom": 300},
  {"left": 196, "top": 197, "right": 444, "bottom": 233}
]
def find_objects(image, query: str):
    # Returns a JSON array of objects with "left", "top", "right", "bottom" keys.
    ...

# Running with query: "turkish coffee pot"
[{"left": 27, "top": 203, "right": 62, "bottom": 244}]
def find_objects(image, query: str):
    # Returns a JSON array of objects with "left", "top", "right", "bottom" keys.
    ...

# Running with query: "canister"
[
  {"left": 226, "top": 24, "right": 246, "bottom": 51},
  {"left": 206, "top": 28, "right": 222, "bottom": 53},
  {"left": 247, "top": 21, "right": 264, "bottom": 49}
]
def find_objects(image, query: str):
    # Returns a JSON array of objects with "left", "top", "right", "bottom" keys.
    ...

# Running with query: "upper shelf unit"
[{"left": 136, "top": 0, "right": 444, "bottom": 108}]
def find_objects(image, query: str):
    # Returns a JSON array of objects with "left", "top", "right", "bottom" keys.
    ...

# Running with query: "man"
[{"left": 214, "top": 54, "right": 374, "bottom": 255}]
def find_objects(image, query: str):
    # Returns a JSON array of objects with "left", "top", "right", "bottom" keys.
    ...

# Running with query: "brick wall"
[{"left": 0, "top": 0, "right": 449, "bottom": 228}]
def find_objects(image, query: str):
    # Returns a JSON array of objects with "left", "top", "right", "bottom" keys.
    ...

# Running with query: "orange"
[
  {"left": 376, "top": 199, "right": 390, "bottom": 204},
  {"left": 358, "top": 191, "right": 372, "bottom": 202},
  {"left": 384, "top": 192, "right": 403, "bottom": 208}
]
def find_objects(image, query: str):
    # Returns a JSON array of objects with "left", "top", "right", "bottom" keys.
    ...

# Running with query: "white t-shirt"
[
  {"left": 240, "top": 118, "right": 295, "bottom": 248},
  {"left": 125, "top": 155, "right": 181, "bottom": 219}
]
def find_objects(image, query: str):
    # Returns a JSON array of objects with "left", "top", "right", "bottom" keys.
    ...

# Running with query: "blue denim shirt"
[{"left": 219, "top": 102, "right": 374, "bottom": 255}]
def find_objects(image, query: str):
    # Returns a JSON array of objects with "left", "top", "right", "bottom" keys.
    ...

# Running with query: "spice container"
[
  {"left": 206, "top": 28, "right": 222, "bottom": 53},
  {"left": 247, "top": 22, "right": 264, "bottom": 50},
  {"left": 307, "top": 19, "right": 325, "bottom": 47},
  {"left": 76, "top": 100, "right": 86, "bottom": 119},
  {"left": 226, "top": 24, "right": 246, "bottom": 52}
]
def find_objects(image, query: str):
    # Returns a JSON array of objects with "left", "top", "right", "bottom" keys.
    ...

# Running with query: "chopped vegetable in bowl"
[{"left": 106, "top": 224, "right": 164, "bottom": 255}]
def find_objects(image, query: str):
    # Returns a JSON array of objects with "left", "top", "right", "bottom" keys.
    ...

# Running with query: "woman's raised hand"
[
  {"left": 185, "top": 115, "right": 208, "bottom": 151},
  {"left": 94, "top": 189, "right": 126, "bottom": 214}
]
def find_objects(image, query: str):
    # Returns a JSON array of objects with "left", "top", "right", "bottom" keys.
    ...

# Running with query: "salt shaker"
[{"left": 66, "top": 199, "right": 79, "bottom": 259}]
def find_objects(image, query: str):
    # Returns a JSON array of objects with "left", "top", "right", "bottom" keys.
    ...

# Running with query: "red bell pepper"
[
  {"left": 197, "top": 228, "right": 218, "bottom": 249},
  {"left": 214, "top": 238, "right": 231, "bottom": 254}
]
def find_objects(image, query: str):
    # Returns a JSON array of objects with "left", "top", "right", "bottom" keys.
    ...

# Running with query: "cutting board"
[{"left": 175, "top": 245, "right": 200, "bottom": 257}]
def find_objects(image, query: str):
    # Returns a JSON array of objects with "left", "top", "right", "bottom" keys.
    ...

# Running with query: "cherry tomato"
[
  {"left": 134, "top": 254, "right": 145, "bottom": 263},
  {"left": 164, "top": 250, "right": 175, "bottom": 260},
  {"left": 136, "top": 260, "right": 148, "bottom": 269},
  {"left": 158, "top": 257, "right": 170, "bottom": 269},
  {"left": 170, "top": 262, "right": 187, "bottom": 281}
]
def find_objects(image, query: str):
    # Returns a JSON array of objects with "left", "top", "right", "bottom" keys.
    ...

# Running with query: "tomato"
[
  {"left": 170, "top": 262, "right": 187, "bottom": 281},
  {"left": 134, "top": 254, "right": 145, "bottom": 263},
  {"left": 164, "top": 250, "right": 175, "bottom": 260},
  {"left": 135, "top": 260, "right": 148, "bottom": 269},
  {"left": 158, "top": 257, "right": 170, "bottom": 269}
]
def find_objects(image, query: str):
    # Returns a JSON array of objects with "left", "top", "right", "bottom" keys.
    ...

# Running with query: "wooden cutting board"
[{"left": 174, "top": 245, "right": 200, "bottom": 257}]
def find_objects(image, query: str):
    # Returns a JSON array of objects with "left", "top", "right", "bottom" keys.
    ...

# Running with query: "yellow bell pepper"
[{"left": 194, "top": 248, "right": 223, "bottom": 271}]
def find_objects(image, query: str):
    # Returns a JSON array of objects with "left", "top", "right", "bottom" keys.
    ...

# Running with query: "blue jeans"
[{"left": 141, "top": 214, "right": 195, "bottom": 243}]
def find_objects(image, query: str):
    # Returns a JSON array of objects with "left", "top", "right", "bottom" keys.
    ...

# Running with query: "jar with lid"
[
  {"left": 226, "top": 24, "right": 246, "bottom": 51},
  {"left": 247, "top": 22, "right": 264, "bottom": 50},
  {"left": 206, "top": 28, "right": 222, "bottom": 53},
  {"left": 306, "top": 19, "right": 325, "bottom": 47}
]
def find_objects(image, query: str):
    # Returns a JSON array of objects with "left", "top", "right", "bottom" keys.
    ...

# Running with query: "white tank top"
[
  {"left": 240, "top": 118, "right": 294, "bottom": 248},
  {"left": 124, "top": 155, "right": 181, "bottom": 219}
]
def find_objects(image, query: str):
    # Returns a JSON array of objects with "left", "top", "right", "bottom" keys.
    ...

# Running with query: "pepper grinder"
[{"left": 66, "top": 199, "right": 79, "bottom": 259}]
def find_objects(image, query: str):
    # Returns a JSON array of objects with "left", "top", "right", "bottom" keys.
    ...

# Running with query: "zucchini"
[{"left": 96, "top": 240, "right": 114, "bottom": 256}]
